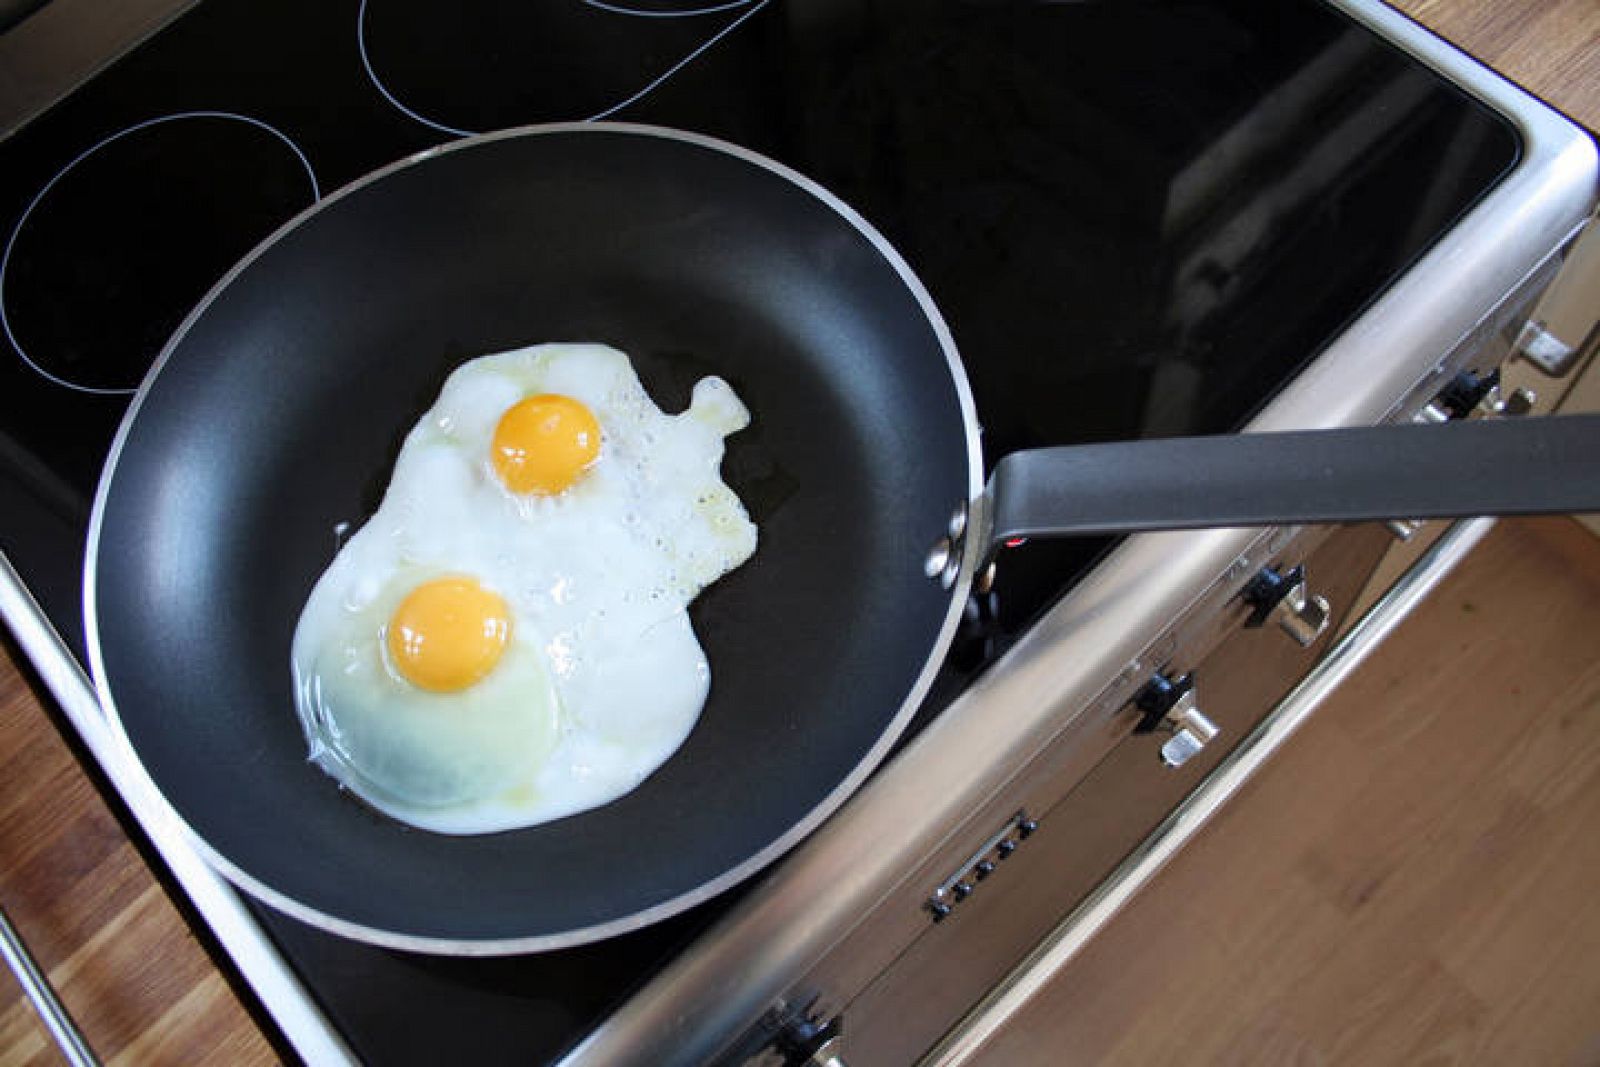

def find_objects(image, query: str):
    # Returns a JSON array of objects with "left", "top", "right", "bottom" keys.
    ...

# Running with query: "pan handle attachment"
[{"left": 932, "top": 413, "right": 1600, "bottom": 584}]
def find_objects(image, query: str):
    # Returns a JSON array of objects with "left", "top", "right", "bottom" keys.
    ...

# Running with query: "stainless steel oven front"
[{"left": 563, "top": 3, "right": 1600, "bottom": 1063}]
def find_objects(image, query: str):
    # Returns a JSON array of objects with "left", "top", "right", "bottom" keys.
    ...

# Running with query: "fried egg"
[{"left": 290, "top": 343, "right": 756, "bottom": 834}]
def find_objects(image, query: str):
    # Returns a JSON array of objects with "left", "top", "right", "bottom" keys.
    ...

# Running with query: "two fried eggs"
[{"left": 290, "top": 343, "right": 757, "bottom": 834}]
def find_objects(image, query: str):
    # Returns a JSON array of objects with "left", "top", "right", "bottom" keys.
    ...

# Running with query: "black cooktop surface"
[{"left": 0, "top": 0, "right": 1517, "bottom": 1062}]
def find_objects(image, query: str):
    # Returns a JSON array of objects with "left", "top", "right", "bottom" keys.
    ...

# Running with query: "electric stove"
[{"left": 0, "top": 1, "right": 1593, "bottom": 1063}]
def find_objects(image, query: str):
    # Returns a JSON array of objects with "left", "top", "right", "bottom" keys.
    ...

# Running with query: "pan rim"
[{"left": 82, "top": 120, "right": 984, "bottom": 955}]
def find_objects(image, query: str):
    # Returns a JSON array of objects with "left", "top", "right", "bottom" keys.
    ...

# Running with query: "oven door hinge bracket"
[{"left": 1513, "top": 207, "right": 1600, "bottom": 376}]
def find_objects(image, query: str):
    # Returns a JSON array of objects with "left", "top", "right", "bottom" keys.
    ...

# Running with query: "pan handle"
[{"left": 957, "top": 413, "right": 1600, "bottom": 570}]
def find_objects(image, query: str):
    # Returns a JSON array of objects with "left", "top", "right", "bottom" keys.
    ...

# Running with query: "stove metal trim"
[
  {"left": 563, "top": 3, "right": 1598, "bottom": 1061},
  {"left": 0, "top": 0, "right": 200, "bottom": 138},
  {"left": 0, "top": 553, "right": 357, "bottom": 1067},
  {"left": 920, "top": 516, "right": 1497, "bottom": 1066}
]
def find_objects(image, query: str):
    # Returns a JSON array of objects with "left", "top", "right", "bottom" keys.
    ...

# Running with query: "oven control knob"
[
  {"left": 776, "top": 1013, "right": 846, "bottom": 1067},
  {"left": 1242, "top": 565, "right": 1331, "bottom": 647},
  {"left": 805, "top": 1036, "right": 847, "bottom": 1067},
  {"left": 1490, "top": 384, "right": 1537, "bottom": 417},
  {"left": 1387, "top": 518, "right": 1424, "bottom": 542},
  {"left": 1435, "top": 367, "right": 1501, "bottom": 420},
  {"left": 1430, "top": 366, "right": 1538, "bottom": 421},
  {"left": 1159, "top": 726, "right": 1209, "bottom": 769},
  {"left": 1429, "top": 366, "right": 1538, "bottom": 420},
  {"left": 1132, "top": 672, "right": 1219, "bottom": 768}
]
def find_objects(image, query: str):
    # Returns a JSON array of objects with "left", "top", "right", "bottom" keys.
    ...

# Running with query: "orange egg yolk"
[
  {"left": 491, "top": 394, "right": 601, "bottom": 495},
  {"left": 385, "top": 577, "right": 512, "bottom": 693}
]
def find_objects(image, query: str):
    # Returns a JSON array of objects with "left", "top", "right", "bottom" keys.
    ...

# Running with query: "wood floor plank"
[
  {"left": 1398, "top": 0, "right": 1600, "bottom": 128},
  {"left": 107, "top": 973, "right": 273, "bottom": 1067},
  {"left": 1472, "top": 903, "right": 1600, "bottom": 1066},
  {"left": 1432, "top": 771, "right": 1600, "bottom": 1011},
  {"left": 0, "top": 991, "right": 51, "bottom": 1067}
]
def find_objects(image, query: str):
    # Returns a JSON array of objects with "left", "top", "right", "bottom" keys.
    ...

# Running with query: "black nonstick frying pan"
[{"left": 86, "top": 124, "right": 1600, "bottom": 953}]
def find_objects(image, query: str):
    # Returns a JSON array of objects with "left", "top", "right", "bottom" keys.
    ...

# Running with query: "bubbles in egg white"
[{"left": 291, "top": 343, "right": 757, "bottom": 834}]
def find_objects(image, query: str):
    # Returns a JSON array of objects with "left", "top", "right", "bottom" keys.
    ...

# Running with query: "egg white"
[{"left": 290, "top": 343, "right": 757, "bottom": 834}]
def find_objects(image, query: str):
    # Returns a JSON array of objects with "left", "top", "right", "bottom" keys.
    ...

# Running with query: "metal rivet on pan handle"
[
  {"left": 941, "top": 551, "right": 961, "bottom": 590},
  {"left": 947, "top": 502, "right": 968, "bottom": 541},
  {"left": 924, "top": 503, "right": 972, "bottom": 590}
]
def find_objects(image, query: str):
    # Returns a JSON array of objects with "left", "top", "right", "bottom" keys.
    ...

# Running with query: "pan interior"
[{"left": 91, "top": 128, "right": 972, "bottom": 944}]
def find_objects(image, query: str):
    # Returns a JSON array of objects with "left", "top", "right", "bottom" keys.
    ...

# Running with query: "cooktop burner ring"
[
  {"left": 0, "top": 110, "right": 320, "bottom": 395},
  {"left": 356, "top": 0, "right": 770, "bottom": 137},
  {"left": 584, "top": 1, "right": 759, "bottom": 15}
]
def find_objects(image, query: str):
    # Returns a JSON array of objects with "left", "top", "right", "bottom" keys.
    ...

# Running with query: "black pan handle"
[{"left": 981, "top": 412, "right": 1600, "bottom": 554}]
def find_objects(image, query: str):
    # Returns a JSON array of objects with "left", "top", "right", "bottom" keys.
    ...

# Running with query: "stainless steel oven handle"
[
  {"left": 918, "top": 516, "right": 1497, "bottom": 1067},
  {"left": 0, "top": 906, "right": 99, "bottom": 1067}
]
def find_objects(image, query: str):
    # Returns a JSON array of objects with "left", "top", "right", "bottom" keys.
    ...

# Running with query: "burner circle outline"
[
  {"left": 357, "top": 0, "right": 769, "bottom": 138},
  {"left": 581, "top": 1, "right": 757, "bottom": 16},
  {"left": 0, "top": 110, "right": 321, "bottom": 396}
]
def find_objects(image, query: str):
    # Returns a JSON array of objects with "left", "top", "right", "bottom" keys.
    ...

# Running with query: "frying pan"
[{"left": 85, "top": 124, "right": 1600, "bottom": 954}]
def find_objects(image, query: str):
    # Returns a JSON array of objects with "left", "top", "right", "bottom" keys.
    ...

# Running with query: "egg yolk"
[
  {"left": 386, "top": 577, "right": 512, "bottom": 693},
  {"left": 491, "top": 394, "right": 601, "bottom": 495}
]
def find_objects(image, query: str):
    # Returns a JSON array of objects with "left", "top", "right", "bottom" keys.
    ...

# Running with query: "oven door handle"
[
  {"left": 918, "top": 516, "right": 1497, "bottom": 1067},
  {"left": 0, "top": 906, "right": 99, "bottom": 1066}
]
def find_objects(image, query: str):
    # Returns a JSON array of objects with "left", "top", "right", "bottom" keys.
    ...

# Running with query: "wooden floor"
[
  {"left": 972, "top": 517, "right": 1600, "bottom": 1066},
  {"left": 0, "top": 647, "right": 278, "bottom": 1065}
]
